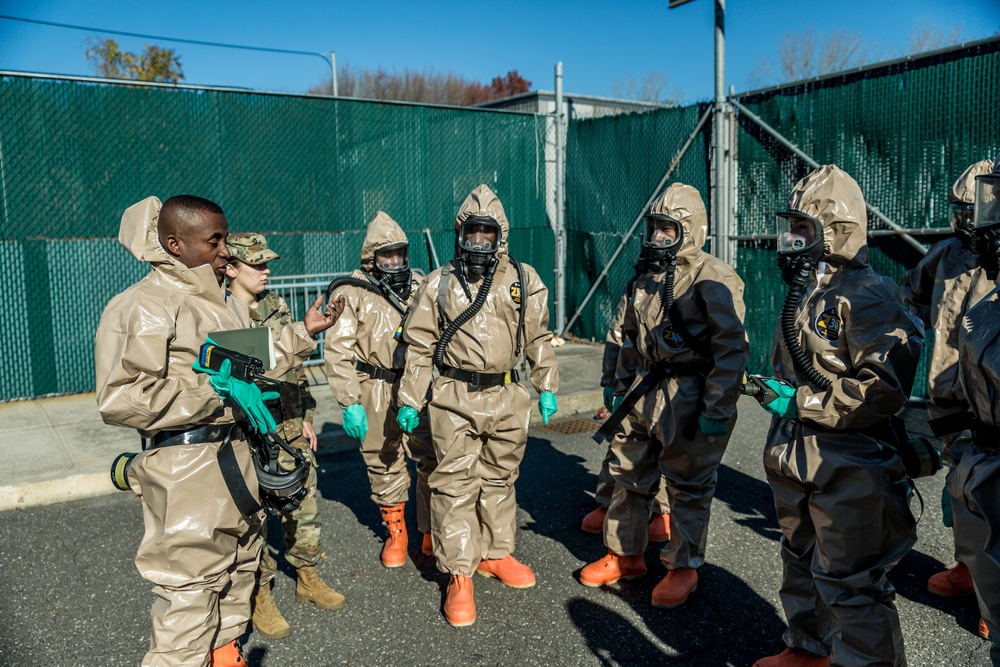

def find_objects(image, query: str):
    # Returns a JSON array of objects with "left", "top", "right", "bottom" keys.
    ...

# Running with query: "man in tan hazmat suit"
[
  {"left": 580, "top": 183, "right": 749, "bottom": 611},
  {"left": 750, "top": 166, "right": 924, "bottom": 667},
  {"left": 396, "top": 185, "right": 559, "bottom": 627},
  {"left": 223, "top": 233, "right": 345, "bottom": 640},
  {"left": 96, "top": 196, "right": 342, "bottom": 667},
  {"left": 583, "top": 250, "right": 673, "bottom": 541},
  {"left": 949, "top": 164, "right": 1000, "bottom": 662},
  {"left": 902, "top": 159, "right": 996, "bottom": 601},
  {"left": 324, "top": 212, "right": 436, "bottom": 568}
]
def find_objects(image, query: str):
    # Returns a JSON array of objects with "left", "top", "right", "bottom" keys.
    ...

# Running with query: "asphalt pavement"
[{"left": 0, "top": 397, "right": 993, "bottom": 667}]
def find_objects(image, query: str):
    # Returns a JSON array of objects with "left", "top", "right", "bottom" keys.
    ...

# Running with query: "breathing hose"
[
  {"left": 780, "top": 259, "right": 831, "bottom": 390},
  {"left": 433, "top": 259, "right": 497, "bottom": 368},
  {"left": 324, "top": 276, "right": 405, "bottom": 316},
  {"left": 657, "top": 255, "right": 678, "bottom": 315}
]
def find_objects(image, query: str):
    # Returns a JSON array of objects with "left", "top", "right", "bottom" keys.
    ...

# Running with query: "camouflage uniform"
[{"left": 227, "top": 234, "right": 322, "bottom": 580}]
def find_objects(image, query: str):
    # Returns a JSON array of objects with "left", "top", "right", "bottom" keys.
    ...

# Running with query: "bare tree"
[
  {"left": 307, "top": 65, "right": 530, "bottom": 106},
  {"left": 611, "top": 70, "right": 681, "bottom": 104},
  {"left": 85, "top": 38, "right": 184, "bottom": 83},
  {"left": 749, "top": 27, "right": 875, "bottom": 87},
  {"left": 908, "top": 23, "right": 963, "bottom": 53}
]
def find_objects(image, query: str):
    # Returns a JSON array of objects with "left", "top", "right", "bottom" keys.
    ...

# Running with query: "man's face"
[
  {"left": 376, "top": 247, "right": 406, "bottom": 271},
  {"left": 167, "top": 212, "right": 231, "bottom": 284},
  {"left": 463, "top": 223, "right": 498, "bottom": 251}
]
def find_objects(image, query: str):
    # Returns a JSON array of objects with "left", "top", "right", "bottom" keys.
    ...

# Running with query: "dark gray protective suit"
[{"left": 763, "top": 165, "right": 924, "bottom": 666}]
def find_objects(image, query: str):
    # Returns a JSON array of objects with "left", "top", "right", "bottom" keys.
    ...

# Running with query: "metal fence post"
[
  {"left": 553, "top": 62, "right": 567, "bottom": 335},
  {"left": 713, "top": 0, "right": 729, "bottom": 265}
]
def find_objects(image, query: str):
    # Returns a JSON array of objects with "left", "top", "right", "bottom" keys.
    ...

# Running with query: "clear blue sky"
[{"left": 1, "top": 0, "right": 997, "bottom": 102}]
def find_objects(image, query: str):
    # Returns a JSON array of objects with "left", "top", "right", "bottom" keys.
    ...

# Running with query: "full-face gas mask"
[
  {"left": 373, "top": 242, "right": 412, "bottom": 298},
  {"left": 775, "top": 211, "right": 825, "bottom": 287},
  {"left": 972, "top": 172, "right": 1000, "bottom": 280},
  {"left": 950, "top": 202, "right": 976, "bottom": 251},
  {"left": 639, "top": 214, "right": 684, "bottom": 273},
  {"left": 458, "top": 215, "right": 501, "bottom": 278}
]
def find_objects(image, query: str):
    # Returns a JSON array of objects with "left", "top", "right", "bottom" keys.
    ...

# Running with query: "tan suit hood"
[
  {"left": 788, "top": 165, "right": 868, "bottom": 268},
  {"left": 951, "top": 159, "right": 995, "bottom": 204},
  {"left": 455, "top": 184, "right": 510, "bottom": 260},
  {"left": 361, "top": 211, "right": 409, "bottom": 272},
  {"left": 649, "top": 183, "right": 707, "bottom": 263}
]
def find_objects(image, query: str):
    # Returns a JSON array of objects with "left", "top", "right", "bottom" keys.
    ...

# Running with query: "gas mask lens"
[
  {"left": 776, "top": 213, "right": 820, "bottom": 255},
  {"left": 459, "top": 217, "right": 501, "bottom": 253},
  {"left": 973, "top": 174, "right": 1000, "bottom": 230},
  {"left": 644, "top": 216, "right": 682, "bottom": 249},
  {"left": 950, "top": 203, "right": 975, "bottom": 234},
  {"left": 375, "top": 244, "right": 408, "bottom": 273}
]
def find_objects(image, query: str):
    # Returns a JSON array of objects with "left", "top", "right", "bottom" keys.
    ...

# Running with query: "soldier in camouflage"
[{"left": 225, "top": 232, "right": 345, "bottom": 640}]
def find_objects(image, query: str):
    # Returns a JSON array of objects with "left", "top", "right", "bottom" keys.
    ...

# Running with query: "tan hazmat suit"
[
  {"left": 763, "top": 166, "right": 924, "bottom": 666},
  {"left": 398, "top": 185, "right": 559, "bottom": 576},
  {"left": 902, "top": 159, "right": 996, "bottom": 455},
  {"left": 595, "top": 278, "right": 671, "bottom": 513},
  {"left": 950, "top": 284, "right": 1000, "bottom": 664},
  {"left": 607, "top": 183, "right": 748, "bottom": 564},
  {"left": 324, "top": 212, "right": 435, "bottom": 532},
  {"left": 95, "top": 197, "right": 317, "bottom": 667}
]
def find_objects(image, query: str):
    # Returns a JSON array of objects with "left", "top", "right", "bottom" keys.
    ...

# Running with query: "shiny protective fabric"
[
  {"left": 952, "top": 286, "right": 1000, "bottom": 665},
  {"left": 324, "top": 212, "right": 435, "bottom": 530},
  {"left": 606, "top": 183, "right": 748, "bottom": 566},
  {"left": 247, "top": 291, "right": 321, "bottom": 576},
  {"left": 595, "top": 283, "right": 670, "bottom": 513},
  {"left": 398, "top": 185, "right": 559, "bottom": 576},
  {"left": 763, "top": 166, "right": 924, "bottom": 666},
  {"left": 95, "top": 197, "right": 316, "bottom": 667}
]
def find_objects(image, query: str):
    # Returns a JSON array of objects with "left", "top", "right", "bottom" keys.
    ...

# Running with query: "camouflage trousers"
[{"left": 258, "top": 433, "right": 321, "bottom": 583}]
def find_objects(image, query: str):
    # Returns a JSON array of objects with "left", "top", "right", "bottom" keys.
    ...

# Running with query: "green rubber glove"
[
  {"left": 603, "top": 386, "right": 615, "bottom": 412},
  {"left": 942, "top": 485, "right": 953, "bottom": 528},
  {"left": 698, "top": 415, "right": 729, "bottom": 437},
  {"left": 397, "top": 405, "right": 419, "bottom": 433},
  {"left": 343, "top": 403, "right": 368, "bottom": 441},
  {"left": 539, "top": 391, "right": 558, "bottom": 425},
  {"left": 193, "top": 357, "right": 279, "bottom": 434},
  {"left": 762, "top": 379, "right": 798, "bottom": 420},
  {"left": 612, "top": 394, "right": 624, "bottom": 413}
]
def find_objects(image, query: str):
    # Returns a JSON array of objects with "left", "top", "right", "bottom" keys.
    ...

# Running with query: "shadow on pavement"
[{"left": 713, "top": 463, "right": 783, "bottom": 543}]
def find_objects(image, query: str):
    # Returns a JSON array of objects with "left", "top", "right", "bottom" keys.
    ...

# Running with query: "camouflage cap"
[{"left": 226, "top": 232, "right": 280, "bottom": 265}]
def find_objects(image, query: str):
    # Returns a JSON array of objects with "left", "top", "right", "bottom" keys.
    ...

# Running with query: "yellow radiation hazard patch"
[
  {"left": 509, "top": 282, "right": 522, "bottom": 304},
  {"left": 815, "top": 307, "right": 841, "bottom": 342},
  {"left": 409, "top": 280, "right": 418, "bottom": 298}
]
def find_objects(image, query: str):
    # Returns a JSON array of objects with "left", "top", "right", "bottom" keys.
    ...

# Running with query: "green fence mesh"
[
  {"left": 0, "top": 76, "right": 551, "bottom": 401},
  {"left": 565, "top": 37, "right": 1000, "bottom": 397}
]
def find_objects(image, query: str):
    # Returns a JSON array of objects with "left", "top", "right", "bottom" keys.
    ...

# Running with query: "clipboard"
[{"left": 209, "top": 326, "right": 276, "bottom": 370}]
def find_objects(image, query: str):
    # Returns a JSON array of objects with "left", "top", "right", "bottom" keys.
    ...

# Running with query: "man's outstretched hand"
[{"left": 304, "top": 295, "right": 345, "bottom": 337}]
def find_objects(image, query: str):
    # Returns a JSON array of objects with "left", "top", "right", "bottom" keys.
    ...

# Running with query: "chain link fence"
[{"left": 0, "top": 74, "right": 551, "bottom": 401}]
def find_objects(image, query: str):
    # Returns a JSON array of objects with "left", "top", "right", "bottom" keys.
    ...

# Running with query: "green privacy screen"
[
  {"left": 0, "top": 75, "right": 550, "bottom": 400},
  {"left": 565, "top": 37, "right": 1000, "bottom": 395}
]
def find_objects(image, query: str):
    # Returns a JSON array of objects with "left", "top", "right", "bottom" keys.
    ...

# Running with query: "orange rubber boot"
[
  {"left": 421, "top": 532, "right": 433, "bottom": 556},
  {"left": 476, "top": 554, "right": 536, "bottom": 588},
  {"left": 443, "top": 575, "right": 476, "bottom": 627},
  {"left": 648, "top": 512, "right": 671, "bottom": 543},
  {"left": 751, "top": 647, "right": 831, "bottom": 667},
  {"left": 379, "top": 503, "right": 408, "bottom": 568},
  {"left": 209, "top": 640, "right": 247, "bottom": 666},
  {"left": 651, "top": 567, "right": 698, "bottom": 609},
  {"left": 927, "top": 562, "right": 975, "bottom": 597},
  {"left": 579, "top": 550, "right": 647, "bottom": 587},
  {"left": 581, "top": 506, "right": 607, "bottom": 534},
  {"left": 978, "top": 617, "right": 990, "bottom": 640}
]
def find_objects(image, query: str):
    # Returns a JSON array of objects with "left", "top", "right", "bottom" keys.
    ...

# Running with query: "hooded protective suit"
[
  {"left": 950, "top": 285, "right": 1000, "bottom": 664},
  {"left": 95, "top": 197, "right": 317, "bottom": 666},
  {"left": 397, "top": 185, "right": 558, "bottom": 576},
  {"left": 903, "top": 159, "right": 996, "bottom": 454},
  {"left": 762, "top": 166, "right": 924, "bottom": 666},
  {"left": 606, "top": 183, "right": 748, "bottom": 564},
  {"left": 324, "top": 212, "right": 435, "bottom": 532},
  {"left": 594, "top": 287, "right": 670, "bottom": 514}
]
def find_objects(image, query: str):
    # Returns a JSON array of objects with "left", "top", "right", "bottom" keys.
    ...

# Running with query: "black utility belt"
[
  {"left": 439, "top": 365, "right": 519, "bottom": 388},
  {"left": 928, "top": 411, "right": 1000, "bottom": 446},
  {"left": 356, "top": 360, "right": 402, "bottom": 383},
  {"left": 143, "top": 423, "right": 246, "bottom": 450},
  {"left": 640, "top": 360, "right": 712, "bottom": 376}
]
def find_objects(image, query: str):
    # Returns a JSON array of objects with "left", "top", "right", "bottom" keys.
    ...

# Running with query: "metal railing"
[{"left": 266, "top": 272, "right": 348, "bottom": 366}]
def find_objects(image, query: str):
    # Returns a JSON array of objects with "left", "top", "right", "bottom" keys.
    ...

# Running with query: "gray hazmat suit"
[
  {"left": 763, "top": 166, "right": 924, "bottom": 666},
  {"left": 324, "top": 212, "right": 435, "bottom": 533},
  {"left": 95, "top": 197, "right": 317, "bottom": 666},
  {"left": 607, "top": 183, "right": 749, "bottom": 565},
  {"left": 397, "top": 185, "right": 559, "bottom": 577}
]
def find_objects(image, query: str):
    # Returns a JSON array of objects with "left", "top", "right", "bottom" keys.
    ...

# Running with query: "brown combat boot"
[
  {"left": 443, "top": 575, "right": 476, "bottom": 627},
  {"left": 379, "top": 502, "right": 408, "bottom": 568},
  {"left": 252, "top": 581, "right": 291, "bottom": 639},
  {"left": 295, "top": 564, "right": 346, "bottom": 611},
  {"left": 209, "top": 639, "right": 246, "bottom": 666}
]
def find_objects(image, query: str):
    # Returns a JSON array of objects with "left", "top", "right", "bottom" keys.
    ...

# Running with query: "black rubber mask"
[
  {"left": 639, "top": 214, "right": 684, "bottom": 273},
  {"left": 373, "top": 243, "right": 412, "bottom": 298},
  {"left": 775, "top": 211, "right": 825, "bottom": 287},
  {"left": 458, "top": 215, "right": 502, "bottom": 278}
]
